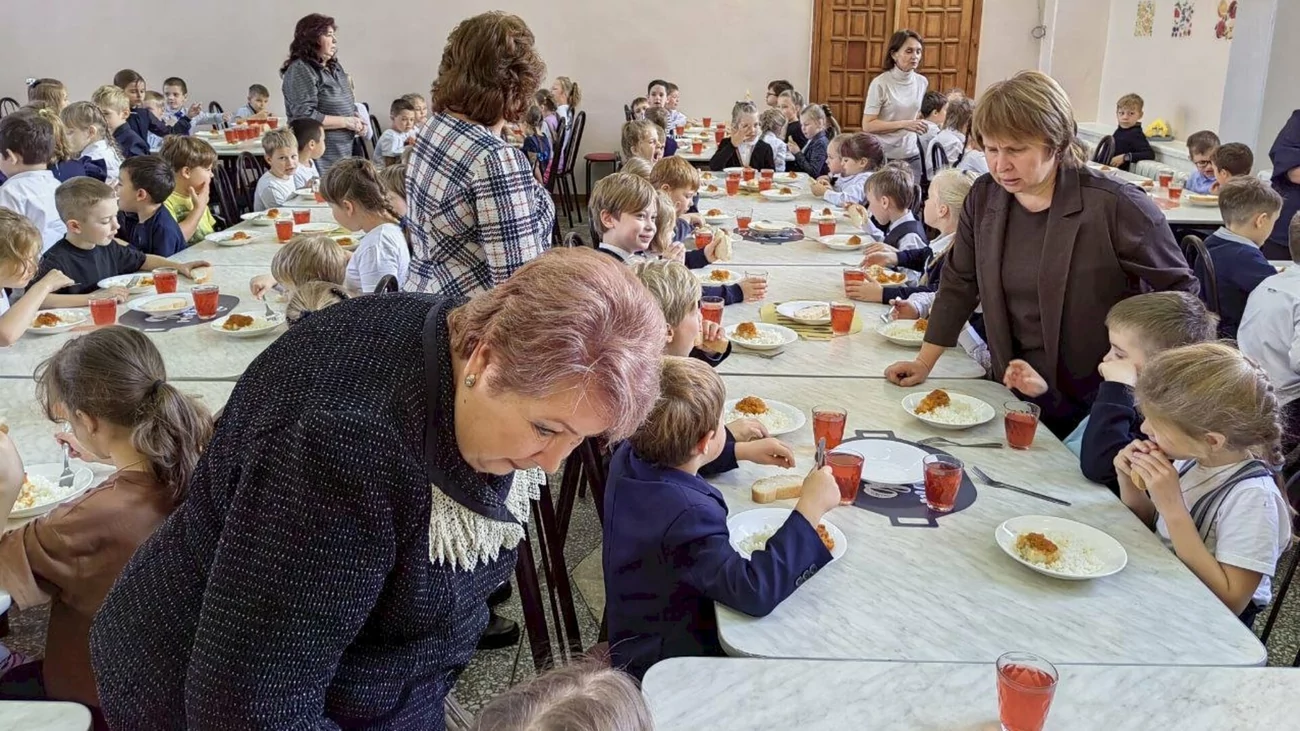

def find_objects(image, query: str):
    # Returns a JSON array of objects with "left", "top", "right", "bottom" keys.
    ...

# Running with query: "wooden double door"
[{"left": 811, "top": 0, "right": 983, "bottom": 131}]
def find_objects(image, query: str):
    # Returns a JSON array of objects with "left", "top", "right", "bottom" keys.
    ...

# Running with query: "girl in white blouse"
[
  {"left": 319, "top": 158, "right": 410, "bottom": 294},
  {"left": 813, "top": 132, "right": 885, "bottom": 207}
]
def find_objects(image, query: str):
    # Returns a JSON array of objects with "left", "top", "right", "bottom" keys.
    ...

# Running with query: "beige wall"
[
  {"left": 1038, "top": 0, "right": 1110, "bottom": 122},
  {"left": 974, "top": 0, "right": 1045, "bottom": 94},
  {"left": 1, "top": 0, "right": 813, "bottom": 186}
]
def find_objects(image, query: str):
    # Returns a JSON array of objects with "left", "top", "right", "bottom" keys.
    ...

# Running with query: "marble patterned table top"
[
  {"left": 711, "top": 266, "right": 986, "bottom": 379},
  {"left": 171, "top": 205, "right": 341, "bottom": 266},
  {"left": 709, "top": 375, "right": 1265, "bottom": 666},
  {"left": 643, "top": 658, "right": 1300, "bottom": 730},
  {"left": 0, "top": 701, "right": 92, "bottom": 731},
  {"left": 0, "top": 266, "right": 281, "bottom": 380}
]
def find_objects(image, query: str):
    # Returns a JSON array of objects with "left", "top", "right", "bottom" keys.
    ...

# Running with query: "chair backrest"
[
  {"left": 208, "top": 101, "right": 224, "bottom": 114},
  {"left": 372, "top": 274, "right": 400, "bottom": 294},
  {"left": 1181, "top": 234, "right": 1220, "bottom": 315},
  {"left": 561, "top": 111, "right": 586, "bottom": 176},
  {"left": 1091, "top": 135, "right": 1116, "bottom": 165},
  {"left": 543, "top": 119, "right": 567, "bottom": 191},
  {"left": 369, "top": 114, "right": 381, "bottom": 147},
  {"left": 233, "top": 152, "right": 263, "bottom": 211},
  {"left": 211, "top": 164, "right": 242, "bottom": 228},
  {"left": 358, "top": 134, "right": 376, "bottom": 166},
  {"left": 929, "top": 140, "right": 951, "bottom": 174},
  {"left": 623, "top": 104, "right": 633, "bottom": 122},
  {"left": 0, "top": 97, "right": 18, "bottom": 118},
  {"left": 562, "top": 231, "right": 588, "bottom": 248}
]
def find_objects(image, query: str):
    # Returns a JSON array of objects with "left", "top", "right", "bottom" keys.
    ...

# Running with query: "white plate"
[
  {"left": 723, "top": 166, "right": 746, "bottom": 174},
  {"left": 294, "top": 187, "right": 315, "bottom": 198},
  {"left": 771, "top": 172, "right": 801, "bottom": 184},
  {"left": 699, "top": 172, "right": 720, "bottom": 182},
  {"left": 206, "top": 229, "right": 260, "bottom": 246},
  {"left": 901, "top": 391, "right": 996, "bottom": 431},
  {"left": 831, "top": 439, "right": 928, "bottom": 485},
  {"left": 126, "top": 292, "right": 194, "bottom": 314},
  {"left": 724, "top": 398, "right": 806, "bottom": 437},
  {"left": 702, "top": 213, "right": 731, "bottom": 225},
  {"left": 777, "top": 300, "right": 831, "bottom": 324},
  {"left": 210, "top": 312, "right": 282, "bottom": 338},
  {"left": 294, "top": 222, "right": 337, "bottom": 234},
  {"left": 726, "top": 322, "right": 798, "bottom": 351},
  {"left": 995, "top": 515, "right": 1128, "bottom": 581},
  {"left": 697, "top": 268, "right": 742, "bottom": 285},
  {"left": 10, "top": 464, "right": 96, "bottom": 518},
  {"left": 97, "top": 273, "right": 156, "bottom": 294},
  {"left": 728, "top": 508, "right": 846, "bottom": 563},
  {"left": 749, "top": 219, "right": 789, "bottom": 233},
  {"left": 697, "top": 185, "right": 725, "bottom": 198},
  {"left": 240, "top": 211, "right": 276, "bottom": 226},
  {"left": 760, "top": 189, "right": 799, "bottom": 202},
  {"left": 876, "top": 320, "right": 927, "bottom": 347},
  {"left": 27, "top": 309, "right": 89, "bottom": 334},
  {"left": 819, "top": 234, "right": 870, "bottom": 251},
  {"left": 331, "top": 233, "right": 361, "bottom": 250}
]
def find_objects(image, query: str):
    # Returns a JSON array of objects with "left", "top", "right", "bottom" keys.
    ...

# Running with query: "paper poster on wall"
[
  {"left": 1135, "top": 0, "right": 1154, "bottom": 37},
  {"left": 1172, "top": 0, "right": 1195, "bottom": 38},
  {"left": 1215, "top": 1, "right": 1237, "bottom": 39}
]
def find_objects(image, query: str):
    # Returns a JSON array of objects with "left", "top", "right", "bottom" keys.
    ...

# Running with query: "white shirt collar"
[
  {"left": 597, "top": 243, "right": 634, "bottom": 262},
  {"left": 1212, "top": 227, "right": 1261, "bottom": 248}
]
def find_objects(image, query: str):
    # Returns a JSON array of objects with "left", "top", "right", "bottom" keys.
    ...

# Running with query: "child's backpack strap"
[{"left": 1188, "top": 459, "right": 1274, "bottom": 543}]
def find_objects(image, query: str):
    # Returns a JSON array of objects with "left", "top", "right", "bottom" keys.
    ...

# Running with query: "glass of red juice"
[
  {"left": 812, "top": 406, "right": 847, "bottom": 449},
  {"left": 742, "top": 167, "right": 756, "bottom": 181},
  {"left": 715, "top": 127, "right": 725, "bottom": 145},
  {"left": 675, "top": 124, "right": 685, "bottom": 136},
  {"left": 223, "top": 129, "right": 237, "bottom": 145},
  {"left": 736, "top": 207, "right": 753, "bottom": 231},
  {"left": 267, "top": 117, "right": 279, "bottom": 129},
  {"left": 922, "top": 454, "right": 963, "bottom": 512},
  {"left": 819, "top": 220, "right": 836, "bottom": 237},
  {"left": 694, "top": 228, "right": 714, "bottom": 249},
  {"left": 760, "top": 168, "right": 774, "bottom": 179},
  {"left": 1004, "top": 401, "right": 1042, "bottom": 450},
  {"left": 1167, "top": 180, "right": 1184, "bottom": 202},
  {"left": 1157, "top": 169, "right": 1173, "bottom": 188},
  {"left": 758, "top": 178, "right": 773, "bottom": 192},
  {"left": 843, "top": 267, "right": 866, "bottom": 294},
  {"left": 725, "top": 176, "right": 740, "bottom": 196},
  {"left": 692, "top": 140, "right": 703, "bottom": 155},
  {"left": 795, "top": 206, "right": 812, "bottom": 224},
  {"left": 292, "top": 209, "right": 311, "bottom": 225},
  {"left": 826, "top": 452, "right": 864, "bottom": 505},
  {"left": 996, "top": 652, "right": 1058, "bottom": 731},
  {"left": 192, "top": 284, "right": 220, "bottom": 320},
  {"left": 699, "top": 296, "right": 724, "bottom": 325},
  {"left": 88, "top": 297, "right": 117, "bottom": 326},
  {"left": 153, "top": 268, "right": 178, "bottom": 294},
  {"left": 275, "top": 219, "right": 294, "bottom": 242},
  {"left": 830, "top": 302, "right": 854, "bottom": 335}
]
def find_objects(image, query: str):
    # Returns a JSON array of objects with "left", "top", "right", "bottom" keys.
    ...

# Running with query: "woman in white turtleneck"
[{"left": 862, "top": 30, "right": 929, "bottom": 181}]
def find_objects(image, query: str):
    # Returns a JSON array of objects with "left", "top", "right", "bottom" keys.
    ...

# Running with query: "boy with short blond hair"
[
  {"left": 234, "top": 84, "right": 272, "bottom": 121},
  {"left": 865, "top": 164, "right": 927, "bottom": 251},
  {"left": 1185, "top": 130, "right": 1220, "bottom": 194},
  {"left": 1193, "top": 177, "right": 1283, "bottom": 338},
  {"left": 604, "top": 356, "right": 839, "bottom": 680},
  {"left": 254, "top": 128, "right": 299, "bottom": 211},
  {"left": 92, "top": 85, "right": 148, "bottom": 159},
  {"left": 400, "top": 93, "right": 428, "bottom": 128},
  {"left": 0, "top": 109, "right": 65, "bottom": 250},
  {"left": 158, "top": 136, "right": 218, "bottom": 243},
  {"left": 589, "top": 172, "right": 658, "bottom": 262},
  {"left": 248, "top": 234, "right": 349, "bottom": 301},
  {"left": 1110, "top": 93, "right": 1154, "bottom": 171},
  {"left": 37, "top": 178, "right": 208, "bottom": 308},
  {"left": 0, "top": 209, "right": 73, "bottom": 346},
  {"left": 130, "top": 91, "right": 191, "bottom": 152},
  {"left": 161, "top": 77, "right": 221, "bottom": 129},
  {"left": 1003, "top": 291, "right": 1217, "bottom": 493}
]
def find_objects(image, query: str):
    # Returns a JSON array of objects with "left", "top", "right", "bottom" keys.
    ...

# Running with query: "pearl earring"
[{"left": 464, "top": 374, "right": 477, "bottom": 387}]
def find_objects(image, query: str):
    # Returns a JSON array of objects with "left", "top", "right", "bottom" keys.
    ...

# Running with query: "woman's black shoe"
[
  {"left": 477, "top": 613, "right": 521, "bottom": 650},
  {"left": 487, "top": 582, "right": 512, "bottom": 607}
]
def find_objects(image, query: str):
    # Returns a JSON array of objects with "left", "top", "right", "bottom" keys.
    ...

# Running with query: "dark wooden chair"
[
  {"left": 1258, "top": 468, "right": 1300, "bottom": 665},
  {"left": 208, "top": 101, "right": 224, "bottom": 115},
  {"left": 210, "top": 165, "right": 242, "bottom": 229},
  {"left": 1181, "top": 234, "right": 1220, "bottom": 316},
  {"left": 555, "top": 111, "right": 587, "bottom": 227},
  {"left": 1091, "top": 135, "right": 1116, "bottom": 165},
  {"left": 623, "top": 104, "right": 634, "bottom": 122},
  {"left": 232, "top": 152, "right": 264, "bottom": 214},
  {"left": 0, "top": 97, "right": 19, "bottom": 118}
]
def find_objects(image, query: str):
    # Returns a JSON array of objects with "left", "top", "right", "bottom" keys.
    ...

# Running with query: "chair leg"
[
  {"left": 559, "top": 175, "right": 574, "bottom": 228},
  {"left": 570, "top": 172, "right": 583, "bottom": 223},
  {"left": 1261, "top": 546, "right": 1300, "bottom": 643},
  {"left": 585, "top": 160, "right": 593, "bottom": 203},
  {"left": 538, "top": 481, "right": 585, "bottom": 657},
  {"left": 513, "top": 529, "right": 554, "bottom": 672}
]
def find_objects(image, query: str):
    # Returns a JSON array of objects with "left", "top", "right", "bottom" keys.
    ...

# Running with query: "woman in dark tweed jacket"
[{"left": 89, "top": 248, "right": 666, "bottom": 730}]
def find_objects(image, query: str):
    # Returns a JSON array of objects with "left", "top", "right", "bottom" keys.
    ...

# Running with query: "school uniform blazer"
[
  {"left": 926, "top": 165, "right": 1198, "bottom": 400},
  {"left": 603, "top": 443, "right": 830, "bottom": 680},
  {"left": 708, "top": 139, "right": 775, "bottom": 172}
]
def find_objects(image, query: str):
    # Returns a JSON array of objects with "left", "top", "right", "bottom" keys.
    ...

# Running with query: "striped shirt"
[
  {"left": 281, "top": 58, "right": 357, "bottom": 172},
  {"left": 404, "top": 113, "right": 554, "bottom": 297}
]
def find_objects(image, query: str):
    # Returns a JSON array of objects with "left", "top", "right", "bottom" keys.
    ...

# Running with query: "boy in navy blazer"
[
  {"left": 603, "top": 357, "right": 839, "bottom": 680},
  {"left": 1193, "top": 177, "right": 1283, "bottom": 338}
]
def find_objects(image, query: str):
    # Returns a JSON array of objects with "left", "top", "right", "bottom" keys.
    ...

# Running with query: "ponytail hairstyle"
[
  {"left": 942, "top": 96, "right": 974, "bottom": 136},
  {"left": 35, "top": 326, "right": 213, "bottom": 505},
  {"left": 523, "top": 104, "right": 545, "bottom": 137},
  {"left": 533, "top": 89, "right": 558, "bottom": 114},
  {"left": 556, "top": 76, "right": 582, "bottom": 112},
  {"left": 27, "top": 78, "right": 66, "bottom": 109},
  {"left": 286, "top": 281, "right": 350, "bottom": 326},
  {"left": 63, "top": 101, "right": 125, "bottom": 162},
  {"left": 800, "top": 103, "right": 839, "bottom": 139},
  {"left": 620, "top": 119, "right": 658, "bottom": 160},
  {"left": 1135, "top": 342, "right": 1286, "bottom": 469},
  {"left": 318, "top": 157, "right": 400, "bottom": 222}
]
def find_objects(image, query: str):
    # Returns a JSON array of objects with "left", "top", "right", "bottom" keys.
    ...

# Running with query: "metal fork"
[
  {"left": 58, "top": 441, "right": 76, "bottom": 489},
  {"left": 968, "top": 464, "right": 1071, "bottom": 506},
  {"left": 264, "top": 302, "right": 280, "bottom": 322},
  {"left": 917, "top": 436, "right": 1004, "bottom": 449}
]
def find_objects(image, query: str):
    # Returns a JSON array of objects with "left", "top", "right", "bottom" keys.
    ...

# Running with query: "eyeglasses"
[{"left": 1192, "top": 160, "right": 1214, "bottom": 170}]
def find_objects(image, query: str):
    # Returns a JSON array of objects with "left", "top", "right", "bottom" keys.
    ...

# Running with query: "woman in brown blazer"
[{"left": 885, "top": 71, "right": 1198, "bottom": 435}]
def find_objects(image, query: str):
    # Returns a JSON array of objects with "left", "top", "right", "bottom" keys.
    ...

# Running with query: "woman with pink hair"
[{"left": 89, "top": 248, "right": 666, "bottom": 729}]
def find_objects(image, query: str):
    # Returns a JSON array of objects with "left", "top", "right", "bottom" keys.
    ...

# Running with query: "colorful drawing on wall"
[
  {"left": 1135, "top": 0, "right": 1154, "bottom": 37},
  {"left": 1215, "top": 1, "right": 1238, "bottom": 40},
  {"left": 1172, "top": 0, "right": 1195, "bottom": 38}
]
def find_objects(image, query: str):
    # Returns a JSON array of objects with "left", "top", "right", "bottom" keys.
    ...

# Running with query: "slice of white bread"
[
  {"left": 752, "top": 474, "right": 803, "bottom": 504},
  {"left": 1132, "top": 471, "right": 1146, "bottom": 491},
  {"left": 713, "top": 230, "right": 733, "bottom": 262}
]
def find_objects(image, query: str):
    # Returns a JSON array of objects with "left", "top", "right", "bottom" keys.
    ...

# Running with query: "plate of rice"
[
  {"left": 728, "top": 508, "right": 846, "bottom": 563},
  {"left": 11, "top": 464, "right": 96, "bottom": 519},
  {"left": 28, "top": 309, "right": 89, "bottom": 335},
  {"left": 126, "top": 293, "right": 194, "bottom": 315},
  {"left": 777, "top": 300, "right": 832, "bottom": 324},
  {"left": 726, "top": 322, "right": 797, "bottom": 351},
  {"left": 724, "top": 396, "right": 805, "bottom": 437},
  {"left": 877, "top": 319, "right": 928, "bottom": 347},
  {"left": 209, "top": 312, "right": 282, "bottom": 338},
  {"left": 97, "top": 273, "right": 156, "bottom": 294},
  {"left": 995, "top": 515, "right": 1127, "bottom": 580},
  {"left": 696, "top": 268, "right": 742, "bottom": 285},
  {"left": 902, "top": 389, "right": 995, "bottom": 430}
]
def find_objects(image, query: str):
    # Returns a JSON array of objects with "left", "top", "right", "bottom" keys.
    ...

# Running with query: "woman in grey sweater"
[{"left": 280, "top": 13, "right": 367, "bottom": 172}]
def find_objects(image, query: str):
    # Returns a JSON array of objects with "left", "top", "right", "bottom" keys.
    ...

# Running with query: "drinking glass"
[
  {"left": 744, "top": 269, "right": 768, "bottom": 284},
  {"left": 153, "top": 268, "right": 178, "bottom": 294},
  {"left": 700, "top": 296, "right": 724, "bottom": 325},
  {"left": 88, "top": 297, "right": 117, "bottom": 326},
  {"left": 735, "top": 207, "right": 753, "bottom": 231},
  {"left": 725, "top": 175, "right": 740, "bottom": 196},
  {"left": 819, "top": 220, "right": 836, "bottom": 237},
  {"left": 830, "top": 302, "right": 855, "bottom": 335},
  {"left": 192, "top": 285, "right": 221, "bottom": 320},
  {"left": 1167, "top": 179, "right": 1184, "bottom": 202},
  {"left": 795, "top": 206, "right": 812, "bottom": 225},
  {"left": 827, "top": 452, "right": 864, "bottom": 505},
  {"left": 923, "top": 454, "right": 964, "bottom": 512},
  {"left": 275, "top": 219, "right": 294, "bottom": 243},
  {"left": 996, "top": 652, "right": 1058, "bottom": 731},
  {"left": 812, "top": 406, "right": 847, "bottom": 449},
  {"left": 292, "top": 209, "right": 311, "bottom": 225},
  {"left": 1004, "top": 402, "right": 1042, "bottom": 450}
]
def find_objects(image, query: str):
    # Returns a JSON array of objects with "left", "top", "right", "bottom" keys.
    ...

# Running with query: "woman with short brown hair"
[
  {"left": 405, "top": 11, "right": 555, "bottom": 298},
  {"left": 886, "top": 71, "right": 1197, "bottom": 436}
]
